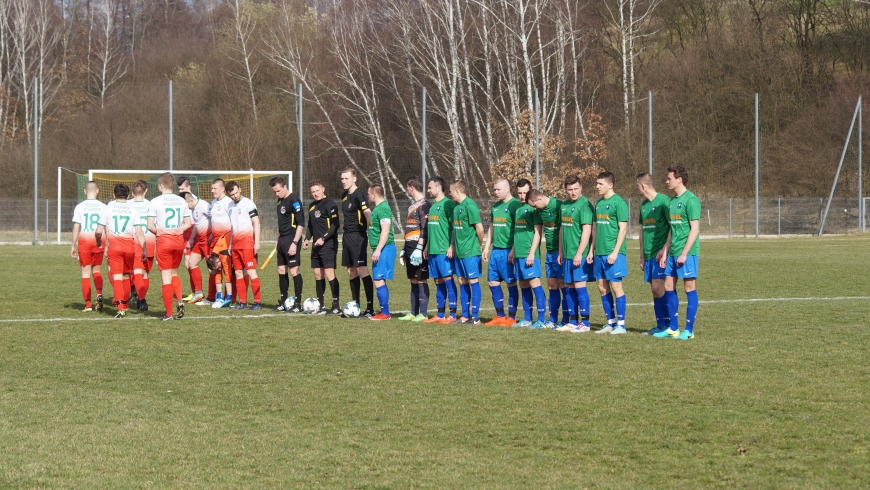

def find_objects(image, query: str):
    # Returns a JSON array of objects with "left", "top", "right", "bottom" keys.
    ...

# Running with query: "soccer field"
[{"left": 1, "top": 237, "right": 869, "bottom": 487}]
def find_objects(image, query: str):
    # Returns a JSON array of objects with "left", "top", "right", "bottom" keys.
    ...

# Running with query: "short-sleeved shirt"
[
  {"left": 130, "top": 198, "right": 156, "bottom": 255},
  {"left": 595, "top": 194, "right": 629, "bottom": 255},
  {"left": 368, "top": 201, "right": 394, "bottom": 249},
  {"left": 148, "top": 193, "right": 192, "bottom": 246},
  {"left": 229, "top": 196, "right": 258, "bottom": 250},
  {"left": 72, "top": 198, "right": 107, "bottom": 252},
  {"left": 539, "top": 197, "right": 561, "bottom": 253},
  {"left": 427, "top": 197, "right": 456, "bottom": 255},
  {"left": 453, "top": 197, "right": 482, "bottom": 259},
  {"left": 308, "top": 198, "right": 339, "bottom": 242},
  {"left": 513, "top": 203, "right": 541, "bottom": 257},
  {"left": 560, "top": 197, "right": 595, "bottom": 257},
  {"left": 100, "top": 200, "right": 143, "bottom": 253},
  {"left": 639, "top": 193, "right": 670, "bottom": 260},
  {"left": 669, "top": 190, "right": 701, "bottom": 257},
  {"left": 490, "top": 197, "right": 523, "bottom": 249},
  {"left": 341, "top": 187, "right": 369, "bottom": 235},
  {"left": 189, "top": 195, "right": 211, "bottom": 239},
  {"left": 277, "top": 193, "right": 304, "bottom": 237},
  {"left": 210, "top": 196, "right": 233, "bottom": 237},
  {"left": 404, "top": 199, "right": 431, "bottom": 246}
]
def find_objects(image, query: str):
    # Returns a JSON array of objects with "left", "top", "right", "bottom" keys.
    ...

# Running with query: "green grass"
[{"left": 1, "top": 237, "right": 869, "bottom": 488}]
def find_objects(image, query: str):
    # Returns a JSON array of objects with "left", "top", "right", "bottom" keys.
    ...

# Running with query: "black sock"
[
  {"left": 279, "top": 273, "right": 289, "bottom": 303},
  {"left": 420, "top": 283, "right": 430, "bottom": 317},
  {"left": 292, "top": 274, "right": 303, "bottom": 299},
  {"left": 350, "top": 276, "right": 361, "bottom": 304},
  {"left": 362, "top": 275, "right": 374, "bottom": 311},
  {"left": 316, "top": 279, "right": 326, "bottom": 308},
  {"left": 410, "top": 283, "right": 420, "bottom": 315},
  {"left": 329, "top": 278, "right": 339, "bottom": 309}
]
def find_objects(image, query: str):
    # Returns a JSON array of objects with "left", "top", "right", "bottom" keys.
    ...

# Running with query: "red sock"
[
  {"left": 171, "top": 276, "right": 182, "bottom": 302},
  {"left": 134, "top": 273, "right": 146, "bottom": 300},
  {"left": 188, "top": 267, "right": 196, "bottom": 293},
  {"left": 190, "top": 267, "right": 202, "bottom": 292},
  {"left": 208, "top": 273, "right": 216, "bottom": 301},
  {"left": 162, "top": 284, "right": 174, "bottom": 315},
  {"left": 93, "top": 272, "right": 103, "bottom": 294},
  {"left": 236, "top": 277, "right": 247, "bottom": 303},
  {"left": 251, "top": 278, "right": 261, "bottom": 303},
  {"left": 144, "top": 277, "right": 151, "bottom": 297},
  {"left": 81, "top": 278, "right": 92, "bottom": 307},
  {"left": 120, "top": 278, "right": 131, "bottom": 311}
]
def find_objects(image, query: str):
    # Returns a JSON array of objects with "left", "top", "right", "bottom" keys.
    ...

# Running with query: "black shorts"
[
  {"left": 311, "top": 240, "right": 338, "bottom": 269},
  {"left": 341, "top": 232, "right": 368, "bottom": 267},
  {"left": 404, "top": 244, "right": 429, "bottom": 280},
  {"left": 276, "top": 235, "right": 302, "bottom": 267}
]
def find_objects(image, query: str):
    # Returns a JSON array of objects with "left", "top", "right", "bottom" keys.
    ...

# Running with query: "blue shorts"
[
  {"left": 643, "top": 257, "right": 667, "bottom": 283},
  {"left": 514, "top": 257, "right": 542, "bottom": 281},
  {"left": 487, "top": 248, "right": 516, "bottom": 283},
  {"left": 665, "top": 255, "right": 699, "bottom": 279},
  {"left": 455, "top": 255, "right": 482, "bottom": 279},
  {"left": 563, "top": 259, "right": 594, "bottom": 283},
  {"left": 545, "top": 252, "right": 563, "bottom": 280},
  {"left": 371, "top": 243, "right": 396, "bottom": 280},
  {"left": 428, "top": 254, "right": 454, "bottom": 279},
  {"left": 593, "top": 254, "right": 628, "bottom": 282}
]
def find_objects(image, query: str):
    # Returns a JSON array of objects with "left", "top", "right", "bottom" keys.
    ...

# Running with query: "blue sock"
[
  {"left": 576, "top": 287, "right": 590, "bottom": 326},
  {"left": 376, "top": 285, "right": 390, "bottom": 316},
  {"left": 436, "top": 281, "right": 447, "bottom": 317},
  {"left": 548, "top": 288, "right": 560, "bottom": 323},
  {"left": 653, "top": 295, "right": 664, "bottom": 327},
  {"left": 470, "top": 282, "right": 482, "bottom": 319},
  {"left": 507, "top": 284, "right": 519, "bottom": 318},
  {"left": 447, "top": 279, "right": 458, "bottom": 314},
  {"left": 460, "top": 283, "right": 471, "bottom": 318},
  {"left": 521, "top": 287, "right": 533, "bottom": 321},
  {"left": 685, "top": 290, "right": 698, "bottom": 332},
  {"left": 410, "top": 283, "right": 420, "bottom": 316},
  {"left": 601, "top": 294, "right": 613, "bottom": 322},
  {"left": 606, "top": 292, "right": 615, "bottom": 323},
  {"left": 226, "top": 294, "right": 232, "bottom": 303},
  {"left": 615, "top": 294, "right": 626, "bottom": 323},
  {"left": 666, "top": 290, "right": 680, "bottom": 330},
  {"left": 562, "top": 287, "right": 574, "bottom": 323},
  {"left": 216, "top": 292, "right": 224, "bottom": 301},
  {"left": 490, "top": 285, "right": 505, "bottom": 316},
  {"left": 533, "top": 286, "right": 546, "bottom": 322}
]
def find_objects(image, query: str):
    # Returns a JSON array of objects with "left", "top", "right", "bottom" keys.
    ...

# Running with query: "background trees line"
[{"left": 2, "top": 0, "right": 870, "bottom": 201}]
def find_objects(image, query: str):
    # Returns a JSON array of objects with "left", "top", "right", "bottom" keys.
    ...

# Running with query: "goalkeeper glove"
[
  {"left": 410, "top": 249, "right": 423, "bottom": 266},
  {"left": 398, "top": 249, "right": 405, "bottom": 266}
]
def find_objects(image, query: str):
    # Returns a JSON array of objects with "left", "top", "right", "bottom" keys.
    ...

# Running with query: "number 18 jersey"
[
  {"left": 72, "top": 199, "right": 107, "bottom": 254},
  {"left": 148, "top": 193, "right": 191, "bottom": 248}
]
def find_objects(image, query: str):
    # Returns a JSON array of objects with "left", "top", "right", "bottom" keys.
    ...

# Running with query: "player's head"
[
  {"left": 406, "top": 177, "right": 424, "bottom": 199},
  {"left": 367, "top": 184, "right": 385, "bottom": 205},
  {"left": 596, "top": 171, "right": 614, "bottom": 196},
  {"left": 207, "top": 253, "right": 222, "bottom": 272},
  {"left": 211, "top": 178, "right": 225, "bottom": 199},
  {"left": 269, "top": 176, "right": 290, "bottom": 199},
  {"left": 492, "top": 178, "right": 511, "bottom": 202},
  {"left": 516, "top": 178, "right": 532, "bottom": 203},
  {"left": 225, "top": 181, "right": 242, "bottom": 203},
  {"left": 132, "top": 180, "right": 148, "bottom": 198},
  {"left": 527, "top": 189, "right": 547, "bottom": 209},
  {"left": 157, "top": 172, "right": 175, "bottom": 193},
  {"left": 309, "top": 180, "right": 325, "bottom": 201},
  {"left": 666, "top": 166, "right": 688, "bottom": 191},
  {"left": 181, "top": 191, "right": 196, "bottom": 209},
  {"left": 635, "top": 172, "right": 655, "bottom": 194},
  {"left": 426, "top": 176, "right": 445, "bottom": 199},
  {"left": 340, "top": 168, "right": 357, "bottom": 190},
  {"left": 449, "top": 179, "right": 467, "bottom": 203},
  {"left": 84, "top": 180, "right": 99, "bottom": 198},
  {"left": 113, "top": 183, "right": 130, "bottom": 200},
  {"left": 564, "top": 174, "right": 582, "bottom": 201},
  {"left": 176, "top": 176, "right": 191, "bottom": 193}
]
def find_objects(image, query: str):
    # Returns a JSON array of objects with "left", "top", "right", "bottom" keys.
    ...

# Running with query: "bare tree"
[
  {"left": 89, "top": 0, "right": 127, "bottom": 109},
  {"left": 221, "top": 0, "right": 265, "bottom": 122}
]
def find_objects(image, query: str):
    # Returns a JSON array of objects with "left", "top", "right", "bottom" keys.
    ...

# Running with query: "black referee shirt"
[
  {"left": 341, "top": 187, "right": 369, "bottom": 235},
  {"left": 277, "top": 193, "right": 304, "bottom": 237},
  {"left": 307, "top": 198, "right": 340, "bottom": 242}
]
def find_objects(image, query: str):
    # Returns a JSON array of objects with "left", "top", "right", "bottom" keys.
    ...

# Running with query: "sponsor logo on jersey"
[{"left": 606, "top": 204, "right": 610, "bottom": 210}]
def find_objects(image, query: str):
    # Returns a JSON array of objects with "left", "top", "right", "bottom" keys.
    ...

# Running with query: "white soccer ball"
[
  {"left": 302, "top": 297, "right": 320, "bottom": 314},
  {"left": 284, "top": 296, "right": 296, "bottom": 311},
  {"left": 342, "top": 301, "right": 361, "bottom": 318}
]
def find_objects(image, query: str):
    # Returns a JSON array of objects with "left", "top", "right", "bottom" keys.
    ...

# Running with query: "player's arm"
[
  {"left": 146, "top": 216, "right": 157, "bottom": 235},
  {"left": 638, "top": 228, "right": 645, "bottom": 270},
  {"left": 576, "top": 224, "right": 592, "bottom": 266},
  {"left": 557, "top": 226, "right": 564, "bottom": 265},
  {"left": 679, "top": 220, "right": 700, "bottom": 265},
  {"left": 290, "top": 202, "right": 305, "bottom": 254},
  {"left": 475, "top": 223, "right": 485, "bottom": 250},
  {"left": 609, "top": 221, "right": 627, "bottom": 264},
  {"left": 135, "top": 225, "right": 147, "bottom": 260},
  {"left": 528, "top": 223, "right": 542, "bottom": 266},
  {"left": 482, "top": 223, "right": 493, "bottom": 262},
  {"left": 372, "top": 218, "right": 390, "bottom": 262},
  {"left": 70, "top": 223, "right": 81, "bottom": 258},
  {"left": 252, "top": 215, "right": 261, "bottom": 255},
  {"left": 658, "top": 231, "right": 672, "bottom": 269},
  {"left": 587, "top": 225, "right": 596, "bottom": 264}
]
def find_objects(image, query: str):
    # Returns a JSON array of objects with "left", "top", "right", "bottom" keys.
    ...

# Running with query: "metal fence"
[{"left": 1, "top": 197, "right": 867, "bottom": 244}]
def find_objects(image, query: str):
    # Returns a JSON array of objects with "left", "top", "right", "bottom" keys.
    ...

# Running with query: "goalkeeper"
[{"left": 397, "top": 177, "right": 431, "bottom": 321}]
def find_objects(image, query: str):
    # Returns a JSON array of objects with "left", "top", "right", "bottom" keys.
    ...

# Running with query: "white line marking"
[{"left": 2, "top": 296, "right": 868, "bottom": 323}]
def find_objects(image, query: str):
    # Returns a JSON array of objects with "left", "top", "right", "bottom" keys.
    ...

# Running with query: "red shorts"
[
  {"left": 232, "top": 248, "right": 258, "bottom": 271},
  {"left": 156, "top": 235, "right": 185, "bottom": 271},
  {"left": 134, "top": 255, "right": 154, "bottom": 272},
  {"left": 78, "top": 248, "right": 104, "bottom": 267},
  {"left": 108, "top": 250, "right": 135, "bottom": 276},
  {"left": 188, "top": 233, "right": 210, "bottom": 258}
]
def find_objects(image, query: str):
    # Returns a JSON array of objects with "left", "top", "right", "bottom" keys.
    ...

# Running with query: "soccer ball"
[
  {"left": 284, "top": 296, "right": 296, "bottom": 311},
  {"left": 302, "top": 298, "right": 320, "bottom": 314},
  {"left": 342, "top": 301, "right": 361, "bottom": 318}
]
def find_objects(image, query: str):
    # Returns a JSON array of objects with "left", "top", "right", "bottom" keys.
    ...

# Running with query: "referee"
[
  {"left": 302, "top": 180, "right": 341, "bottom": 314},
  {"left": 340, "top": 168, "right": 375, "bottom": 317},
  {"left": 270, "top": 177, "right": 305, "bottom": 313}
]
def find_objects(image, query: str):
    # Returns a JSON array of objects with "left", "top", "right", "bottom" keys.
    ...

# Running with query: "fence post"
[
  {"left": 33, "top": 77, "right": 39, "bottom": 246},
  {"left": 729, "top": 198, "right": 732, "bottom": 238},
  {"left": 45, "top": 198, "right": 48, "bottom": 244},
  {"left": 777, "top": 197, "right": 781, "bottom": 235}
]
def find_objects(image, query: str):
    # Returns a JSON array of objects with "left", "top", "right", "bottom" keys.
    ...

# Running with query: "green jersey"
[
  {"left": 427, "top": 197, "right": 455, "bottom": 255},
  {"left": 639, "top": 193, "right": 671, "bottom": 260},
  {"left": 539, "top": 197, "right": 561, "bottom": 253},
  {"left": 512, "top": 203, "right": 541, "bottom": 257},
  {"left": 668, "top": 190, "right": 701, "bottom": 257},
  {"left": 490, "top": 197, "right": 523, "bottom": 249},
  {"left": 367, "top": 201, "right": 394, "bottom": 248},
  {"left": 560, "top": 197, "right": 594, "bottom": 257},
  {"left": 452, "top": 197, "right": 482, "bottom": 259},
  {"left": 595, "top": 194, "right": 629, "bottom": 255}
]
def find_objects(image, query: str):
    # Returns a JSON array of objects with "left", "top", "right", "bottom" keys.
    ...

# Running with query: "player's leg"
[
  {"left": 159, "top": 266, "right": 175, "bottom": 319},
  {"left": 596, "top": 277, "right": 615, "bottom": 333},
  {"left": 516, "top": 279, "right": 533, "bottom": 327},
  {"left": 231, "top": 249, "right": 248, "bottom": 309},
  {"left": 324, "top": 266, "right": 339, "bottom": 314},
  {"left": 92, "top": 262, "right": 104, "bottom": 308},
  {"left": 609, "top": 280, "right": 627, "bottom": 334},
  {"left": 401, "top": 273, "right": 419, "bottom": 320},
  {"left": 654, "top": 259, "right": 681, "bottom": 338},
  {"left": 312, "top": 265, "right": 325, "bottom": 312},
  {"left": 369, "top": 244, "right": 394, "bottom": 319},
  {"left": 415, "top": 271, "right": 430, "bottom": 321},
  {"left": 358, "top": 265, "right": 374, "bottom": 316},
  {"left": 678, "top": 257, "right": 698, "bottom": 339},
  {"left": 647, "top": 273, "right": 667, "bottom": 335},
  {"left": 371, "top": 279, "right": 390, "bottom": 319},
  {"left": 80, "top": 263, "right": 94, "bottom": 311},
  {"left": 186, "top": 251, "right": 204, "bottom": 303}
]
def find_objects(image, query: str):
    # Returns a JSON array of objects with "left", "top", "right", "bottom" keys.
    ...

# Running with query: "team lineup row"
[{"left": 70, "top": 167, "right": 700, "bottom": 338}]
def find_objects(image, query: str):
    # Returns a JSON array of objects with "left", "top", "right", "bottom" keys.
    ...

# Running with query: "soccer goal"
[{"left": 57, "top": 169, "right": 293, "bottom": 243}]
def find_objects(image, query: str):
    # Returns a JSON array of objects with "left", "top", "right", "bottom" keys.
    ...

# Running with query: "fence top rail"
[{"left": 86, "top": 169, "right": 291, "bottom": 175}]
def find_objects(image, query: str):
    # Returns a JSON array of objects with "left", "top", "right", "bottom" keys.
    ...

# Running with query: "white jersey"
[
  {"left": 210, "top": 195, "right": 233, "bottom": 237},
  {"left": 129, "top": 198, "right": 153, "bottom": 237},
  {"left": 229, "top": 197, "right": 258, "bottom": 249},
  {"left": 72, "top": 199, "right": 107, "bottom": 250},
  {"left": 188, "top": 194, "right": 211, "bottom": 238},
  {"left": 100, "top": 200, "right": 143, "bottom": 249},
  {"left": 148, "top": 193, "right": 191, "bottom": 238}
]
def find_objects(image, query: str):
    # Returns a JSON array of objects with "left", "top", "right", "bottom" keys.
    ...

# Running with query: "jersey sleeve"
[
  {"left": 72, "top": 204, "right": 83, "bottom": 224},
  {"left": 530, "top": 207, "right": 542, "bottom": 226},
  {"left": 98, "top": 205, "right": 110, "bottom": 226},
  {"left": 418, "top": 201, "right": 431, "bottom": 241},
  {"left": 616, "top": 199, "right": 629, "bottom": 222},
  {"left": 580, "top": 201, "right": 594, "bottom": 225},
  {"left": 147, "top": 200, "right": 158, "bottom": 219},
  {"left": 638, "top": 202, "right": 645, "bottom": 225},
  {"left": 468, "top": 203, "right": 481, "bottom": 226},
  {"left": 687, "top": 196, "right": 701, "bottom": 221},
  {"left": 246, "top": 200, "right": 258, "bottom": 219},
  {"left": 358, "top": 193, "right": 369, "bottom": 212},
  {"left": 323, "top": 201, "right": 340, "bottom": 240}
]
